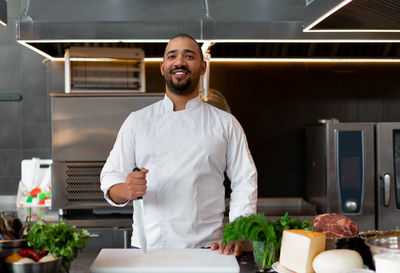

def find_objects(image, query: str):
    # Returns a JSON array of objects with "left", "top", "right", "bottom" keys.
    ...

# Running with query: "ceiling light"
[
  {"left": 303, "top": 0, "right": 352, "bottom": 32},
  {"left": 304, "top": 0, "right": 400, "bottom": 32}
]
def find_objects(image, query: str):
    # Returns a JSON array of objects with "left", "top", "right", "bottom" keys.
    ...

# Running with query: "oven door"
[
  {"left": 376, "top": 122, "right": 400, "bottom": 230},
  {"left": 326, "top": 122, "right": 375, "bottom": 231}
]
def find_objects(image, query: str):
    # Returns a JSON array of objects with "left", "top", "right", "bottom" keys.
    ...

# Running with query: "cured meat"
[{"left": 312, "top": 213, "right": 358, "bottom": 238}]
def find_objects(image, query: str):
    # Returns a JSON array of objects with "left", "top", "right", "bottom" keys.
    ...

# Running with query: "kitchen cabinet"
[{"left": 78, "top": 227, "right": 132, "bottom": 253}]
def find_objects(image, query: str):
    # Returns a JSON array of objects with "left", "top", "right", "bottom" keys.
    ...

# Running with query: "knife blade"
[{"left": 133, "top": 167, "right": 147, "bottom": 254}]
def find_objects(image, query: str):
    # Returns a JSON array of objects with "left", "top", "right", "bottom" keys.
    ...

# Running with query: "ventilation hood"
[
  {"left": 16, "top": 0, "right": 400, "bottom": 60},
  {"left": 0, "top": 0, "right": 7, "bottom": 27},
  {"left": 304, "top": 0, "right": 400, "bottom": 32}
]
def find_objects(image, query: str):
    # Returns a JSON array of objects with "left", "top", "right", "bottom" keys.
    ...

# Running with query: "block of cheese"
[{"left": 279, "top": 229, "right": 326, "bottom": 273}]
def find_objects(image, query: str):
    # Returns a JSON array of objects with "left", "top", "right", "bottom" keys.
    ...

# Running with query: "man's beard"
[{"left": 164, "top": 66, "right": 201, "bottom": 96}]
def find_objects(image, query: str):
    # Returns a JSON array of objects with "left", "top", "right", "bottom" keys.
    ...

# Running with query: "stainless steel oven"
[
  {"left": 306, "top": 119, "right": 400, "bottom": 231},
  {"left": 50, "top": 93, "right": 164, "bottom": 212},
  {"left": 306, "top": 119, "right": 375, "bottom": 231},
  {"left": 376, "top": 123, "right": 400, "bottom": 230}
]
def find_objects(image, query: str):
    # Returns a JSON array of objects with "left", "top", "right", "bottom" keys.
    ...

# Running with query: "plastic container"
[
  {"left": 374, "top": 254, "right": 400, "bottom": 273},
  {"left": 365, "top": 236, "right": 400, "bottom": 257}
]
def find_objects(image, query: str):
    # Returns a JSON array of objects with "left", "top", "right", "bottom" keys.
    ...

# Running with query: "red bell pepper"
[{"left": 19, "top": 248, "right": 42, "bottom": 262}]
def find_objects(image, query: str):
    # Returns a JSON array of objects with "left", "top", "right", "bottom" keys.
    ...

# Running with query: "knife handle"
[{"left": 132, "top": 167, "right": 143, "bottom": 199}]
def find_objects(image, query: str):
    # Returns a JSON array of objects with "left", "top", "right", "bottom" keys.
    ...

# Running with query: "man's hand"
[
  {"left": 124, "top": 168, "right": 149, "bottom": 200},
  {"left": 108, "top": 168, "right": 148, "bottom": 203},
  {"left": 211, "top": 240, "right": 244, "bottom": 257}
]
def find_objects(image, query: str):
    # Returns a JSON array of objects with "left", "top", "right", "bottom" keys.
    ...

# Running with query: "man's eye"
[
  {"left": 186, "top": 55, "right": 194, "bottom": 59},
  {"left": 168, "top": 55, "right": 176, "bottom": 60}
]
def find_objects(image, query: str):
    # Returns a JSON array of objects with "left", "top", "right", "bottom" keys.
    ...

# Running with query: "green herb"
[
  {"left": 222, "top": 212, "right": 314, "bottom": 268},
  {"left": 272, "top": 212, "right": 315, "bottom": 251},
  {"left": 24, "top": 220, "right": 90, "bottom": 273}
]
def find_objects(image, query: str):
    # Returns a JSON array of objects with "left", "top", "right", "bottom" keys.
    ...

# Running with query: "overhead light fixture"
[
  {"left": 0, "top": 0, "right": 7, "bottom": 27},
  {"left": 304, "top": 0, "right": 400, "bottom": 32},
  {"left": 18, "top": 38, "right": 400, "bottom": 62},
  {"left": 44, "top": 57, "right": 400, "bottom": 64},
  {"left": 303, "top": 0, "right": 352, "bottom": 32}
]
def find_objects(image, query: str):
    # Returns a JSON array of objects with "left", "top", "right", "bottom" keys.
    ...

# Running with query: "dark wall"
[
  {"left": 0, "top": 0, "right": 50, "bottom": 195},
  {"left": 1, "top": 1, "right": 400, "bottom": 198},
  {"left": 146, "top": 61, "right": 400, "bottom": 197}
]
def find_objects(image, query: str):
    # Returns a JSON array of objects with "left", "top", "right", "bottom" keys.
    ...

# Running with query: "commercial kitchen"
[{"left": 1, "top": 0, "right": 400, "bottom": 272}]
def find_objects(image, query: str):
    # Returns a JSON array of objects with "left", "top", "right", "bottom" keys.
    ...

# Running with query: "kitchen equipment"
[
  {"left": 132, "top": 167, "right": 147, "bottom": 253},
  {"left": 375, "top": 123, "right": 400, "bottom": 230},
  {"left": 64, "top": 47, "right": 145, "bottom": 93},
  {"left": 305, "top": 119, "right": 375, "bottom": 230},
  {"left": 4, "top": 258, "right": 61, "bottom": 273},
  {"left": 0, "top": 239, "right": 27, "bottom": 258},
  {"left": 51, "top": 93, "right": 164, "bottom": 212},
  {"left": 89, "top": 248, "right": 239, "bottom": 273},
  {"left": 306, "top": 119, "right": 400, "bottom": 230},
  {"left": 199, "top": 47, "right": 231, "bottom": 113},
  {"left": 199, "top": 88, "right": 231, "bottom": 113},
  {"left": 365, "top": 236, "right": 400, "bottom": 257}
]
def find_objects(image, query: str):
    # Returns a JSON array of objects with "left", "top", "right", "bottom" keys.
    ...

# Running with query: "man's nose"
[{"left": 174, "top": 54, "right": 186, "bottom": 66}]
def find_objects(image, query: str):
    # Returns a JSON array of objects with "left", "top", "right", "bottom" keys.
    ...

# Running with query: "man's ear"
[
  {"left": 201, "top": 60, "right": 207, "bottom": 75},
  {"left": 160, "top": 61, "right": 164, "bottom": 76}
]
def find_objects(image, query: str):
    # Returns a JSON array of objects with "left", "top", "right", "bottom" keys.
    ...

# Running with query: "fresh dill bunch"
[
  {"left": 222, "top": 213, "right": 272, "bottom": 245},
  {"left": 222, "top": 212, "right": 315, "bottom": 268}
]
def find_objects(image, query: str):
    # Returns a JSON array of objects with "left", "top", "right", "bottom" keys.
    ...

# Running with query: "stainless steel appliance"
[
  {"left": 307, "top": 119, "right": 400, "bottom": 231},
  {"left": 306, "top": 119, "right": 376, "bottom": 231},
  {"left": 51, "top": 93, "right": 164, "bottom": 212},
  {"left": 376, "top": 123, "right": 400, "bottom": 230},
  {"left": 64, "top": 47, "right": 145, "bottom": 93}
]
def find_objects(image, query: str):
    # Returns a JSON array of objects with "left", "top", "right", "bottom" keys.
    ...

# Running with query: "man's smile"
[{"left": 171, "top": 68, "right": 190, "bottom": 80}]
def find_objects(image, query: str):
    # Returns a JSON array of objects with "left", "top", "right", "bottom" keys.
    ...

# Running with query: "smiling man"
[
  {"left": 100, "top": 34, "right": 257, "bottom": 256},
  {"left": 162, "top": 36, "right": 204, "bottom": 97}
]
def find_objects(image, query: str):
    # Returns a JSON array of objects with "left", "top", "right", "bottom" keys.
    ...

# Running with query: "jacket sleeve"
[
  {"left": 225, "top": 116, "right": 258, "bottom": 222},
  {"left": 100, "top": 113, "right": 136, "bottom": 207}
]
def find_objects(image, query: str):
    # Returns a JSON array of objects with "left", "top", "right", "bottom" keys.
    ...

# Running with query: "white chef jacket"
[{"left": 100, "top": 94, "right": 257, "bottom": 249}]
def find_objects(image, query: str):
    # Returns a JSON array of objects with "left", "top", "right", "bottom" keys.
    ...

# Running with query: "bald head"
[
  {"left": 161, "top": 34, "right": 207, "bottom": 97},
  {"left": 165, "top": 34, "right": 203, "bottom": 61}
]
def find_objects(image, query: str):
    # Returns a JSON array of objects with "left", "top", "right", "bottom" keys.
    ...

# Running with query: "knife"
[{"left": 133, "top": 167, "right": 147, "bottom": 254}]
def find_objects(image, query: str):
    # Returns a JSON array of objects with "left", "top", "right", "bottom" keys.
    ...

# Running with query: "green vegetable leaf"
[
  {"left": 25, "top": 220, "right": 90, "bottom": 272},
  {"left": 222, "top": 212, "right": 314, "bottom": 268}
]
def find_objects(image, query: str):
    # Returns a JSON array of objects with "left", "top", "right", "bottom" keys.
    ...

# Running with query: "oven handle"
[{"left": 382, "top": 173, "right": 391, "bottom": 207}]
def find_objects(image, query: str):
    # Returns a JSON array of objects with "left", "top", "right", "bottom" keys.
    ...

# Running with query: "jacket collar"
[{"left": 163, "top": 94, "right": 202, "bottom": 112}]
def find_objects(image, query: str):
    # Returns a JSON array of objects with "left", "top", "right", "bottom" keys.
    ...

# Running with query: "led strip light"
[
  {"left": 303, "top": 0, "right": 353, "bottom": 32},
  {"left": 303, "top": 0, "right": 400, "bottom": 33},
  {"left": 18, "top": 39, "right": 400, "bottom": 63}
]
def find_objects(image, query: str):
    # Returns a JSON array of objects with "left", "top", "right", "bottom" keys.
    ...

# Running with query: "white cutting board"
[{"left": 90, "top": 248, "right": 240, "bottom": 273}]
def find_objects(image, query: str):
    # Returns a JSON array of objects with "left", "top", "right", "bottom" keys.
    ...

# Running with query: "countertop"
[{"left": 70, "top": 251, "right": 262, "bottom": 273}]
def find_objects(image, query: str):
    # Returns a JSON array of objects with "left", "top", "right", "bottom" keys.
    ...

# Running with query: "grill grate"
[{"left": 65, "top": 162, "right": 112, "bottom": 209}]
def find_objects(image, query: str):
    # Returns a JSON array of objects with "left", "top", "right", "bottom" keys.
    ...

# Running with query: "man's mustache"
[{"left": 170, "top": 66, "right": 191, "bottom": 74}]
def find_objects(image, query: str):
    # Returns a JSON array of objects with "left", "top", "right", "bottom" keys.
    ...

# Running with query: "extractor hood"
[
  {"left": 304, "top": 0, "right": 400, "bottom": 32},
  {"left": 16, "top": 0, "right": 400, "bottom": 60},
  {"left": 0, "top": 0, "right": 7, "bottom": 27}
]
